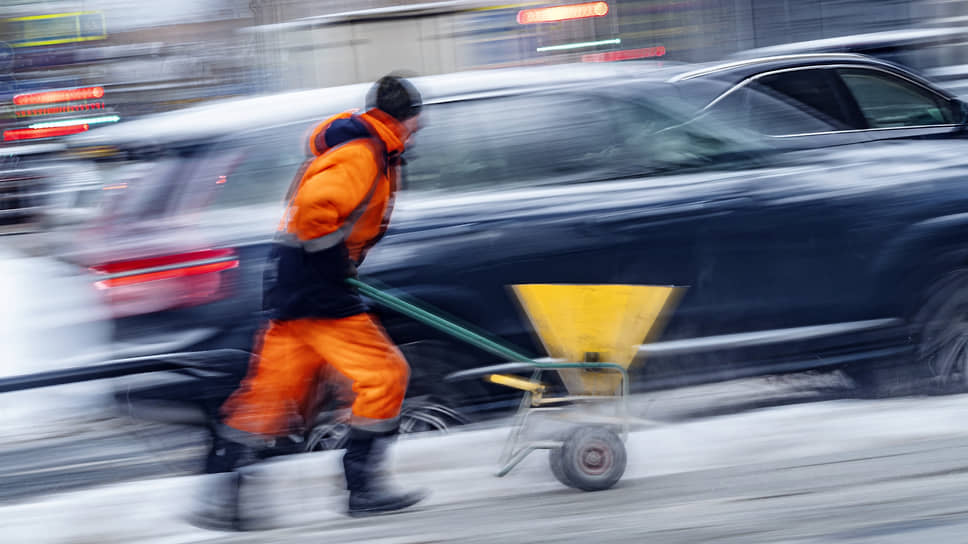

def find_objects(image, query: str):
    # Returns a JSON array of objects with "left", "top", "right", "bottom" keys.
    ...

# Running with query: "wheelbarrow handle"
[
  {"left": 445, "top": 362, "right": 540, "bottom": 382},
  {"left": 347, "top": 277, "right": 537, "bottom": 365}
]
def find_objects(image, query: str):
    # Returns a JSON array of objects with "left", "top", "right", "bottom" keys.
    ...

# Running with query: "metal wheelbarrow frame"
[{"left": 349, "top": 278, "right": 635, "bottom": 491}]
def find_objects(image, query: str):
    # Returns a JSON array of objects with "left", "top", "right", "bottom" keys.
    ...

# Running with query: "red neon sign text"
[
  {"left": 13, "top": 87, "right": 105, "bottom": 106},
  {"left": 517, "top": 2, "right": 609, "bottom": 24},
  {"left": 15, "top": 102, "right": 105, "bottom": 117}
]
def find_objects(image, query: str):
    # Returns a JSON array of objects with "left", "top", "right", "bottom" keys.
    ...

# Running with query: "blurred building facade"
[
  {"left": 1, "top": 0, "right": 258, "bottom": 140},
  {"left": 243, "top": 0, "right": 926, "bottom": 91},
  {"left": 5, "top": 0, "right": 968, "bottom": 131}
]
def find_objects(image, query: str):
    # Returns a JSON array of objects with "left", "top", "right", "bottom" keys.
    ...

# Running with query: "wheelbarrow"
[{"left": 348, "top": 278, "right": 682, "bottom": 492}]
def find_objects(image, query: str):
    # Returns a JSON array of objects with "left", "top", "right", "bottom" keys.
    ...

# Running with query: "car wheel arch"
[{"left": 870, "top": 213, "right": 968, "bottom": 316}]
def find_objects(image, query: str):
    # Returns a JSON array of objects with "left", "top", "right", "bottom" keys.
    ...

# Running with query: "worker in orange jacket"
[{"left": 198, "top": 75, "right": 424, "bottom": 529}]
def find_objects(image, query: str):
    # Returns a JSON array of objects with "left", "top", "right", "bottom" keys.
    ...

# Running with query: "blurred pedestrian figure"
[{"left": 194, "top": 74, "right": 425, "bottom": 530}]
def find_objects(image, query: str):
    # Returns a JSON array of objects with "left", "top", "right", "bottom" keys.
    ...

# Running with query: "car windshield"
[{"left": 85, "top": 156, "right": 190, "bottom": 223}]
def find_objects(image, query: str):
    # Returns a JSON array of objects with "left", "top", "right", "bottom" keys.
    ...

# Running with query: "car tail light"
[{"left": 89, "top": 248, "right": 239, "bottom": 318}]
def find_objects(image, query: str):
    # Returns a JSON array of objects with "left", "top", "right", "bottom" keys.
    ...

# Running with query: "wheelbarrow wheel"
[
  {"left": 549, "top": 426, "right": 626, "bottom": 492},
  {"left": 548, "top": 438, "right": 576, "bottom": 489}
]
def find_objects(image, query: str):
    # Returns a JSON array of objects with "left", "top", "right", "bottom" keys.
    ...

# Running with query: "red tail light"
[{"left": 90, "top": 248, "right": 239, "bottom": 318}]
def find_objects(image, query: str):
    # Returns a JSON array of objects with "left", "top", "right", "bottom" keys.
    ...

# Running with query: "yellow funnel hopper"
[{"left": 511, "top": 284, "right": 682, "bottom": 395}]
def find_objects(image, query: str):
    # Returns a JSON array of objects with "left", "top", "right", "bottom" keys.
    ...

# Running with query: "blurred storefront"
[
  {"left": 243, "top": 0, "right": 921, "bottom": 92},
  {"left": 0, "top": 0, "right": 257, "bottom": 143},
  {"left": 3, "top": 0, "right": 963, "bottom": 143}
]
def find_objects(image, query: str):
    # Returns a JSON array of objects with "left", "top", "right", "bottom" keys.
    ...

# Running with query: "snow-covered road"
[{"left": 4, "top": 391, "right": 968, "bottom": 543}]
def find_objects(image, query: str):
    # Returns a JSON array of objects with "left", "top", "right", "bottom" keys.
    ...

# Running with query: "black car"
[
  {"left": 56, "top": 60, "right": 968, "bottom": 446},
  {"left": 727, "top": 27, "right": 968, "bottom": 95},
  {"left": 673, "top": 53, "right": 968, "bottom": 149}
]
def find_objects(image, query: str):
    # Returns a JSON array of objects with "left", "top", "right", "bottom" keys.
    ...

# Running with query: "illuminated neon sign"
[
  {"left": 536, "top": 38, "right": 620, "bottom": 52},
  {"left": 582, "top": 46, "right": 666, "bottom": 62},
  {"left": 14, "top": 86, "right": 105, "bottom": 105},
  {"left": 3, "top": 124, "right": 89, "bottom": 142},
  {"left": 3, "top": 12, "right": 106, "bottom": 48},
  {"left": 29, "top": 115, "right": 119, "bottom": 129},
  {"left": 518, "top": 2, "right": 609, "bottom": 24},
  {"left": 16, "top": 102, "right": 106, "bottom": 117}
]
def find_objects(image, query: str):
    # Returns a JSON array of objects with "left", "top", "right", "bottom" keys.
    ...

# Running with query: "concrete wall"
[{"left": 266, "top": 13, "right": 462, "bottom": 89}]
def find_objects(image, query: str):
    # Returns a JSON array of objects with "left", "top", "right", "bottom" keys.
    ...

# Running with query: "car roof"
[
  {"left": 666, "top": 52, "right": 952, "bottom": 96},
  {"left": 670, "top": 53, "right": 903, "bottom": 81},
  {"left": 727, "top": 27, "right": 967, "bottom": 60},
  {"left": 65, "top": 62, "right": 682, "bottom": 150},
  {"left": 64, "top": 52, "right": 956, "bottom": 153}
]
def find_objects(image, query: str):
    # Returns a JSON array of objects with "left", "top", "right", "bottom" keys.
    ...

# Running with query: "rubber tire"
[
  {"left": 848, "top": 269, "right": 968, "bottom": 398},
  {"left": 549, "top": 438, "right": 577, "bottom": 489},
  {"left": 912, "top": 269, "right": 968, "bottom": 393},
  {"left": 549, "top": 426, "right": 626, "bottom": 492}
]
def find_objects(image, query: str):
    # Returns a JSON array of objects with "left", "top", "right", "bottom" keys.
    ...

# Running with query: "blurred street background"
[
  {"left": 5, "top": 0, "right": 968, "bottom": 123},
  {"left": 9, "top": 0, "right": 968, "bottom": 542}
]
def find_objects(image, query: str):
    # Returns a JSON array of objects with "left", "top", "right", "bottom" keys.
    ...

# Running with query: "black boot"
[
  {"left": 204, "top": 430, "right": 253, "bottom": 474},
  {"left": 191, "top": 431, "right": 260, "bottom": 531},
  {"left": 342, "top": 428, "right": 426, "bottom": 517}
]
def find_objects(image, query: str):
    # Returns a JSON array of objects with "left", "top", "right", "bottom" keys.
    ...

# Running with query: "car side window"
[
  {"left": 405, "top": 95, "right": 619, "bottom": 191},
  {"left": 836, "top": 68, "right": 955, "bottom": 128},
  {"left": 404, "top": 93, "right": 691, "bottom": 192},
  {"left": 484, "top": 94, "right": 631, "bottom": 184},
  {"left": 707, "top": 85, "right": 843, "bottom": 136},
  {"left": 752, "top": 69, "right": 859, "bottom": 130},
  {"left": 402, "top": 99, "right": 503, "bottom": 192}
]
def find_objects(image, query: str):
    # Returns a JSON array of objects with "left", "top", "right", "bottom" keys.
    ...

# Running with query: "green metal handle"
[
  {"left": 347, "top": 277, "right": 536, "bottom": 364},
  {"left": 347, "top": 278, "right": 629, "bottom": 375}
]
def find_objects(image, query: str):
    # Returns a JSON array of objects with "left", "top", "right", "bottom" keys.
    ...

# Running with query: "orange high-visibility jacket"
[{"left": 264, "top": 109, "right": 409, "bottom": 319}]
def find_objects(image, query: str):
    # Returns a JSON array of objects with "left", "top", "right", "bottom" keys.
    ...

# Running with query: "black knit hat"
[{"left": 366, "top": 74, "right": 422, "bottom": 122}]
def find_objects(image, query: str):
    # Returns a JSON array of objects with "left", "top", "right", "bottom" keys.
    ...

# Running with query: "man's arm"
[{"left": 292, "top": 141, "right": 380, "bottom": 242}]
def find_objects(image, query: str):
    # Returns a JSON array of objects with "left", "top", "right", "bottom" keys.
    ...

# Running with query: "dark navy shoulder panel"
[{"left": 317, "top": 116, "right": 372, "bottom": 154}]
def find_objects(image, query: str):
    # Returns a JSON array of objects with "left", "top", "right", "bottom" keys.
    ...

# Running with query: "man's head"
[{"left": 367, "top": 74, "right": 422, "bottom": 135}]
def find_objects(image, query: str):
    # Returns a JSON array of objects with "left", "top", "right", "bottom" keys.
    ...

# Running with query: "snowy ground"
[
  {"left": 4, "top": 387, "right": 968, "bottom": 543},
  {"left": 6, "top": 240, "right": 968, "bottom": 542}
]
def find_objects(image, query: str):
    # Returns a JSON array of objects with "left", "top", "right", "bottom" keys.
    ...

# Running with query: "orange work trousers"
[{"left": 222, "top": 314, "right": 410, "bottom": 437}]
